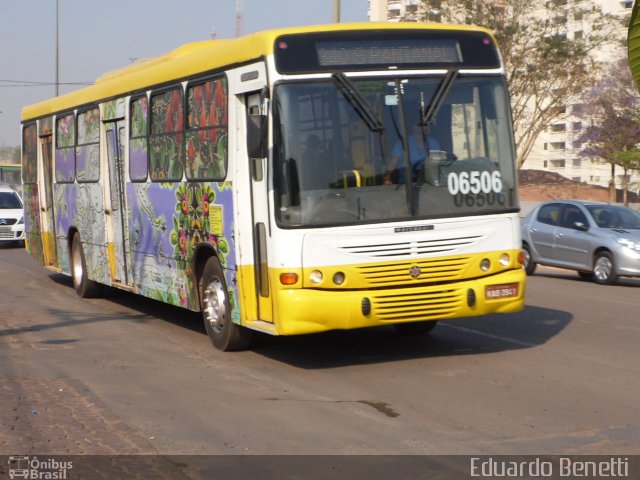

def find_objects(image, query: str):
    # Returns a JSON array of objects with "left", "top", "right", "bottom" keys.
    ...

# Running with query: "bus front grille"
[
  {"left": 356, "top": 256, "right": 470, "bottom": 287},
  {"left": 340, "top": 235, "right": 483, "bottom": 258},
  {"left": 372, "top": 288, "right": 464, "bottom": 322}
]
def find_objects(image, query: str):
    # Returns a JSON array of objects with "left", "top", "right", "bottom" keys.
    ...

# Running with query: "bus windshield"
[{"left": 273, "top": 75, "right": 518, "bottom": 227}]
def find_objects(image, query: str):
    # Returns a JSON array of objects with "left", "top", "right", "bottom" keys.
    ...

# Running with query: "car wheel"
[
  {"left": 593, "top": 252, "right": 618, "bottom": 285},
  {"left": 70, "top": 233, "right": 102, "bottom": 298},
  {"left": 200, "top": 257, "right": 252, "bottom": 351},
  {"left": 394, "top": 321, "right": 438, "bottom": 335},
  {"left": 522, "top": 243, "right": 537, "bottom": 275}
]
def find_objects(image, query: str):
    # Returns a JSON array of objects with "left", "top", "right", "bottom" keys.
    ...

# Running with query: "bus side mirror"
[{"left": 247, "top": 115, "right": 268, "bottom": 159}]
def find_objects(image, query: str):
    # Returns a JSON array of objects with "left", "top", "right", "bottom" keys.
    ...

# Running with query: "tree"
[
  {"left": 579, "top": 58, "right": 640, "bottom": 205},
  {"left": 0, "top": 146, "right": 20, "bottom": 164},
  {"left": 416, "top": 0, "right": 621, "bottom": 168}
]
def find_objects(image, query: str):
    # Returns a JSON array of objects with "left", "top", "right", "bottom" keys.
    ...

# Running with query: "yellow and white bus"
[{"left": 21, "top": 23, "right": 525, "bottom": 351}]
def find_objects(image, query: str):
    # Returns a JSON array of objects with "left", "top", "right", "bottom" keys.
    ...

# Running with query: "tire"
[
  {"left": 522, "top": 243, "right": 537, "bottom": 275},
  {"left": 577, "top": 271, "right": 593, "bottom": 281},
  {"left": 593, "top": 251, "right": 618, "bottom": 285},
  {"left": 70, "top": 233, "right": 101, "bottom": 298},
  {"left": 200, "top": 257, "right": 252, "bottom": 351},
  {"left": 394, "top": 321, "right": 438, "bottom": 335}
]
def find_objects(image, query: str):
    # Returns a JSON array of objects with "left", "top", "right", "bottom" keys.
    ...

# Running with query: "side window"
[
  {"left": 186, "top": 77, "right": 228, "bottom": 180},
  {"left": 22, "top": 123, "right": 38, "bottom": 184},
  {"left": 55, "top": 113, "right": 76, "bottom": 183},
  {"left": 561, "top": 206, "right": 587, "bottom": 228},
  {"left": 537, "top": 203, "right": 562, "bottom": 226},
  {"left": 130, "top": 96, "right": 149, "bottom": 182},
  {"left": 150, "top": 88, "right": 184, "bottom": 182},
  {"left": 76, "top": 108, "right": 100, "bottom": 182}
]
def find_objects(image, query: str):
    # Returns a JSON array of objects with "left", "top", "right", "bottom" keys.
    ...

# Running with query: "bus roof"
[{"left": 21, "top": 22, "right": 493, "bottom": 122}]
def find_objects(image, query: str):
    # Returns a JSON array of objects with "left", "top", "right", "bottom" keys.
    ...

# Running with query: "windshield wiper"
[
  {"left": 333, "top": 73, "right": 384, "bottom": 133},
  {"left": 420, "top": 69, "right": 459, "bottom": 127}
]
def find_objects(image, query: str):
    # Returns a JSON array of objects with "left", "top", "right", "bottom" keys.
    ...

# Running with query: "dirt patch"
[{"left": 518, "top": 170, "right": 640, "bottom": 203}]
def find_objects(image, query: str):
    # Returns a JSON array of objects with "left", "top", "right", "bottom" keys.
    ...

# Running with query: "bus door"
[
  {"left": 247, "top": 91, "right": 273, "bottom": 323},
  {"left": 104, "top": 120, "right": 131, "bottom": 286},
  {"left": 39, "top": 133, "right": 58, "bottom": 267}
]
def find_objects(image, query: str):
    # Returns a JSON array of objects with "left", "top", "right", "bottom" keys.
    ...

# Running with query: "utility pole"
[
  {"left": 333, "top": 0, "right": 340, "bottom": 23},
  {"left": 235, "top": 0, "right": 244, "bottom": 38},
  {"left": 55, "top": 0, "right": 59, "bottom": 97}
]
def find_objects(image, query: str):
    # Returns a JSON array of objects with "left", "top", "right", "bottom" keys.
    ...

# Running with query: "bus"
[{"left": 21, "top": 23, "right": 526, "bottom": 351}]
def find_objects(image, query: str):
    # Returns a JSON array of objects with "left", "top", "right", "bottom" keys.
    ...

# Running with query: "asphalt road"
[{"left": 1, "top": 244, "right": 639, "bottom": 461}]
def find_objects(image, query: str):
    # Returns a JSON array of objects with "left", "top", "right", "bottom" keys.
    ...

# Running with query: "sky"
[{"left": 0, "top": 0, "right": 370, "bottom": 148}]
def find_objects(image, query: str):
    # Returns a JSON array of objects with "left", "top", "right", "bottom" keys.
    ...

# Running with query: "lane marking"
[{"left": 440, "top": 323, "right": 538, "bottom": 348}]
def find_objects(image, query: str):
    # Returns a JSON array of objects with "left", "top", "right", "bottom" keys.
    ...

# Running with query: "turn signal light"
[
  {"left": 517, "top": 250, "right": 526, "bottom": 265},
  {"left": 280, "top": 272, "right": 299, "bottom": 285}
]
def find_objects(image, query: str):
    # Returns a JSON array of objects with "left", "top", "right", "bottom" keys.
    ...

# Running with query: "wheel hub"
[
  {"left": 203, "top": 277, "right": 226, "bottom": 333},
  {"left": 594, "top": 257, "right": 612, "bottom": 281}
]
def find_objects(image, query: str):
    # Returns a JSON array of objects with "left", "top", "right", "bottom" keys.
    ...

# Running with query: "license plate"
[{"left": 485, "top": 283, "right": 519, "bottom": 299}]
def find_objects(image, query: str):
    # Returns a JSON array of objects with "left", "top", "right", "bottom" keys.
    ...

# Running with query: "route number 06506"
[{"left": 447, "top": 170, "right": 503, "bottom": 195}]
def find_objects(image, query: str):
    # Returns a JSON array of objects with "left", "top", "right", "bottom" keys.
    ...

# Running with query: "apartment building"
[{"left": 369, "top": 0, "right": 637, "bottom": 191}]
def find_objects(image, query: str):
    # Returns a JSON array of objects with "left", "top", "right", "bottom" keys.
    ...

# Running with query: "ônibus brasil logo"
[{"left": 8, "top": 456, "right": 73, "bottom": 479}]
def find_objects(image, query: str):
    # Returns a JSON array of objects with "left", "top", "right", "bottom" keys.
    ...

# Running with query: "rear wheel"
[
  {"left": 394, "top": 321, "right": 438, "bottom": 335},
  {"left": 200, "top": 257, "right": 252, "bottom": 351},
  {"left": 522, "top": 243, "right": 537, "bottom": 275},
  {"left": 593, "top": 252, "right": 618, "bottom": 285},
  {"left": 70, "top": 233, "right": 101, "bottom": 298}
]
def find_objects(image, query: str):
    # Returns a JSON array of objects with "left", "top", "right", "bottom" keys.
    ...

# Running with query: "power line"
[{"left": 0, "top": 79, "right": 93, "bottom": 88}]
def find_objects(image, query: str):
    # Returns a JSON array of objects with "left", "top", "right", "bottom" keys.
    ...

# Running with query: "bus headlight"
[
  {"left": 480, "top": 258, "right": 491, "bottom": 272},
  {"left": 309, "top": 270, "right": 323, "bottom": 284},
  {"left": 332, "top": 272, "right": 346, "bottom": 285},
  {"left": 499, "top": 253, "right": 510, "bottom": 267}
]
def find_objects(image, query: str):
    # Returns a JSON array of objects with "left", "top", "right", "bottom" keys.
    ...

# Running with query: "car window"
[
  {"left": 0, "top": 192, "right": 22, "bottom": 209},
  {"left": 587, "top": 205, "right": 640, "bottom": 229},
  {"left": 561, "top": 205, "right": 587, "bottom": 229},
  {"left": 536, "top": 203, "right": 563, "bottom": 226}
]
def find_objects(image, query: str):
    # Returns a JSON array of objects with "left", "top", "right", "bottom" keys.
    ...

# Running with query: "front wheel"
[
  {"left": 522, "top": 243, "right": 537, "bottom": 275},
  {"left": 200, "top": 257, "right": 252, "bottom": 351},
  {"left": 593, "top": 252, "right": 618, "bottom": 285}
]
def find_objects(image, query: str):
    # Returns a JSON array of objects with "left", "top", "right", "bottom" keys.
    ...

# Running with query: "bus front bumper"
[{"left": 272, "top": 268, "right": 526, "bottom": 336}]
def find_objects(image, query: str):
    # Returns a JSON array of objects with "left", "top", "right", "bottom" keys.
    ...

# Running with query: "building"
[{"left": 368, "top": 0, "right": 637, "bottom": 193}]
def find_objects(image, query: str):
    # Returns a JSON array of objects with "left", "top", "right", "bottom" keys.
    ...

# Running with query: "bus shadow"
[
  {"left": 45, "top": 273, "right": 571, "bottom": 370},
  {"left": 46, "top": 273, "right": 206, "bottom": 335},
  {"left": 251, "top": 305, "right": 572, "bottom": 369}
]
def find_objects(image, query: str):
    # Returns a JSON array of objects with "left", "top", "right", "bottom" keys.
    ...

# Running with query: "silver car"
[{"left": 521, "top": 200, "right": 640, "bottom": 285}]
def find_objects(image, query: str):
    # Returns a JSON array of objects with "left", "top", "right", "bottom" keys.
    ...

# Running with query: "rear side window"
[
  {"left": 150, "top": 88, "right": 184, "bottom": 182},
  {"left": 22, "top": 123, "right": 38, "bottom": 184},
  {"left": 186, "top": 76, "right": 228, "bottom": 180},
  {"left": 536, "top": 203, "right": 563, "bottom": 226},
  {"left": 76, "top": 108, "right": 100, "bottom": 182},
  {"left": 130, "top": 96, "right": 149, "bottom": 182},
  {"left": 55, "top": 113, "right": 76, "bottom": 183}
]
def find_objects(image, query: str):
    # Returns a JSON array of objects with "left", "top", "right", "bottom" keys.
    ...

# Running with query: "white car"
[{"left": 0, "top": 186, "right": 25, "bottom": 246}]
